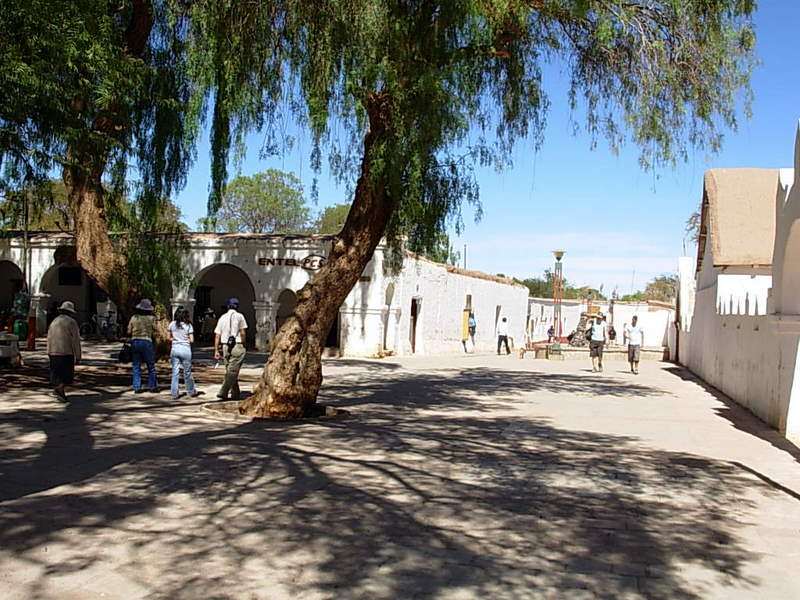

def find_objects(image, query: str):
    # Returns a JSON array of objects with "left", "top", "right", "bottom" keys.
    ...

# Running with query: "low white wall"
[
  {"left": 680, "top": 284, "right": 800, "bottom": 443},
  {"left": 612, "top": 303, "right": 674, "bottom": 347},
  {"left": 391, "top": 257, "right": 529, "bottom": 356}
]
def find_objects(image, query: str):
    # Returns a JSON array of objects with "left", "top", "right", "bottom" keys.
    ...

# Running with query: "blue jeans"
[
  {"left": 131, "top": 339, "right": 157, "bottom": 390},
  {"left": 170, "top": 344, "right": 196, "bottom": 398}
]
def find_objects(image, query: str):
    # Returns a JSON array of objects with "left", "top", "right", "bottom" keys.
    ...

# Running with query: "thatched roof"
[{"left": 697, "top": 168, "right": 779, "bottom": 273}]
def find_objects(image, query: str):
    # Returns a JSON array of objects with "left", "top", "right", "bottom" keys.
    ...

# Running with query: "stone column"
[
  {"left": 31, "top": 293, "right": 51, "bottom": 337},
  {"left": 170, "top": 298, "right": 197, "bottom": 321},
  {"left": 253, "top": 301, "right": 275, "bottom": 352}
]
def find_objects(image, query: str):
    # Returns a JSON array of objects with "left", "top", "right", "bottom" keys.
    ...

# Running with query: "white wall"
[
  {"left": 612, "top": 303, "right": 674, "bottom": 347},
  {"left": 527, "top": 298, "right": 583, "bottom": 342},
  {"left": 676, "top": 122, "right": 800, "bottom": 444},
  {"left": 384, "top": 256, "right": 529, "bottom": 357}
]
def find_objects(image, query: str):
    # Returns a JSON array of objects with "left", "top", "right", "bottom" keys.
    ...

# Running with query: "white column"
[
  {"left": 31, "top": 293, "right": 51, "bottom": 336},
  {"left": 253, "top": 301, "right": 275, "bottom": 352},
  {"left": 170, "top": 297, "right": 197, "bottom": 321}
]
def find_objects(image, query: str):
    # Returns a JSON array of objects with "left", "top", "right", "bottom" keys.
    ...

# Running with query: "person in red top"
[{"left": 46, "top": 301, "right": 82, "bottom": 401}]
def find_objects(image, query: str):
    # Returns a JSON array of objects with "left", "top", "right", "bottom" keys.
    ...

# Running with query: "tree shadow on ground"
[
  {"left": 664, "top": 366, "right": 800, "bottom": 464},
  {"left": 0, "top": 364, "right": 769, "bottom": 599}
]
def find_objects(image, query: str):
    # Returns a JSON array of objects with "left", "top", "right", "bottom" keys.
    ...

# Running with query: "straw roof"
[{"left": 697, "top": 168, "right": 779, "bottom": 273}]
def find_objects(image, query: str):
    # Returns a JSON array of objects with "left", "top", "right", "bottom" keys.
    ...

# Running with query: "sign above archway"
[{"left": 258, "top": 254, "right": 327, "bottom": 271}]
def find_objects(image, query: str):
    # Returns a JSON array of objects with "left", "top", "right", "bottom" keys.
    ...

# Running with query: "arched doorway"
[
  {"left": 0, "top": 260, "right": 24, "bottom": 312},
  {"left": 39, "top": 263, "right": 99, "bottom": 328},
  {"left": 276, "top": 289, "right": 297, "bottom": 333},
  {"left": 275, "top": 289, "right": 340, "bottom": 350},
  {"left": 193, "top": 264, "right": 257, "bottom": 347}
]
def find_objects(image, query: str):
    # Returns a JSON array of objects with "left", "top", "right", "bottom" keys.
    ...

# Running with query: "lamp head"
[{"left": 552, "top": 250, "right": 566, "bottom": 262}]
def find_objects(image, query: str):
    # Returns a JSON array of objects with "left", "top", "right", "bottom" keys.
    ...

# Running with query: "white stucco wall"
[
  {"left": 611, "top": 303, "right": 674, "bottom": 348},
  {"left": 386, "top": 256, "right": 528, "bottom": 356},
  {"left": 0, "top": 233, "right": 528, "bottom": 358},
  {"left": 527, "top": 298, "right": 583, "bottom": 342},
  {"left": 676, "top": 122, "right": 800, "bottom": 445}
]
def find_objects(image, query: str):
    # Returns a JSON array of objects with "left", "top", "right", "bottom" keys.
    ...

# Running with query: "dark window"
[{"left": 58, "top": 267, "right": 82, "bottom": 286}]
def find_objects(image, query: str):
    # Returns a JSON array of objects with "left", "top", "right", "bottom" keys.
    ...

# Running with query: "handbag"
[{"left": 118, "top": 342, "right": 132, "bottom": 363}]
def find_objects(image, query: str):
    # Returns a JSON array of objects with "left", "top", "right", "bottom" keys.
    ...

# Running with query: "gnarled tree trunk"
[
  {"left": 64, "top": 163, "right": 137, "bottom": 318},
  {"left": 61, "top": 0, "right": 153, "bottom": 319},
  {"left": 239, "top": 92, "right": 395, "bottom": 418}
]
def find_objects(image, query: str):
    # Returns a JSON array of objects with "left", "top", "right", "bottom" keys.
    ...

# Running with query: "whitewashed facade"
[
  {"left": 677, "top": 123, "right": 800, "bottom": 444},
  {"left": 0, "top": 233, "right": 528, "bottom": 358}
]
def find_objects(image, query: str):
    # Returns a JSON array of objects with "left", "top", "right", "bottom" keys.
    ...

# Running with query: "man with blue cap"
[{"left": 213, "top": 297, "right": 248, "bottom": 400}]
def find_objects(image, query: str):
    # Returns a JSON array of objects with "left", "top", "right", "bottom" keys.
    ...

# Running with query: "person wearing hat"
[
  {"left": 213, "top": 297, "right": 248, "bottom": 400},
  {"left": 46, "top": 301, "right": 82, "bottom": 401},
  {"left": 127, "top": 298, "right": 159, "bottom": 393}
]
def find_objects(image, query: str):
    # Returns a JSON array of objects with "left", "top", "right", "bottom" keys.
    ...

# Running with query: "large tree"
[
  {"left": 2, "top": 1, "right": 756, "bottom": 418},
  {"left": 199, "top": 169, "right": 310, "bottom": 233},
  {"left": 182, "top": 0, "right": 755, "bottom": 418},
  {"left": 0, "top": 0, "right": 193, "bottom": 314}
]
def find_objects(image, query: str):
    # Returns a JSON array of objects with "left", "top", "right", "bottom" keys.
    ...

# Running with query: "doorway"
[{"left": 410, "top": 297, "right": 420, "bottom": 354}]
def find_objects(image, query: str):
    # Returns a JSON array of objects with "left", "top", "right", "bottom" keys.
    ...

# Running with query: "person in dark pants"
[
  {"left": 587, "top": 314, "right": 608, "bottom": 372},
  {"left": 46, "top": 301, "right": 82, "bottom": 401},
  {"left": 214, "top": 297, "right": 248, "bottom": 400},
  {"left": 496, "top": 316, "right": 510, "bottom": 355},
  {"left": 127, "top": 299, "right": 159, "bottom": 393}
]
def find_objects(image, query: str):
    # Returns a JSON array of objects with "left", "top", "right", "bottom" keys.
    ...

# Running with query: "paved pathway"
[{"left": 1, "top": 344, "right": 799, "bottom": 599}]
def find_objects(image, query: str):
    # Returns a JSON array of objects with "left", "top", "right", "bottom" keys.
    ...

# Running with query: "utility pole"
[{"left": 463, "top": 244, "right": 467, "bottom": 270}]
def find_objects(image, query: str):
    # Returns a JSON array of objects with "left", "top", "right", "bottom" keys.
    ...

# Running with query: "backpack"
[{"left": 118, "top": 343, "right": 132, "bottom": 364}]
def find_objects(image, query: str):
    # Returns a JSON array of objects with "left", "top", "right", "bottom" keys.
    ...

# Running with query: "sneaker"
[
  {"left": 189, "top": 391, "right": 204, "bottom": 398},
  {"left": 149, "top": 387, "right": 160, "bottom": 394},
  {"left": 134, "top": 388, "right": 144, "bottom": 394}
]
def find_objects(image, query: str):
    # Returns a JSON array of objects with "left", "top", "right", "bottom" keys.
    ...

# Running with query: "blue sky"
[{"left": 175, "top": 3, "right": 799, "bottom": 295}]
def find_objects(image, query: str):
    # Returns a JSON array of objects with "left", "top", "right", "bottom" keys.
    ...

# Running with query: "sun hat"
[
  {"left": 58, "top": 301, "right": 76, "bottom": 314},
  {"left": 135, "top": 299, "right": 155, "bottom": 312}
]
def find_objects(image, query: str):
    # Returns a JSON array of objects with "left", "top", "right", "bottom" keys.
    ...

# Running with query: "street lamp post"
[{"left": 551, "top": 250, "right": 565, "bottom": 354}]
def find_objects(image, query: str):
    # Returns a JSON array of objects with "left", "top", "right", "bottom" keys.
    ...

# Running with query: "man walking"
[
  {"left": 46, "top": 301, "right": 81, "bottom": 401},
  {"left": 625, "top": 315, "right": 644, "bottom": 374},
  {"left": 214, "top": 297, "right": 248, "bottom": 400},
  {"left": 496, "top": 316, "right": 510, "bottom": 355},
  {"left": 587, "top": 314, "right": 607, "bottom": 372}
]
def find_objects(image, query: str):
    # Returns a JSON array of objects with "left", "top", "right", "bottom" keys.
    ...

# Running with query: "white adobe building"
[
  {"left": 0, "top": 233, "right": 528, "bottom": 357},
  {"left": 527, "top": 296, "right": 675, "bottom": 349},
  {"left": 677, "top": 123, "right": 800, "bottom": 444}
]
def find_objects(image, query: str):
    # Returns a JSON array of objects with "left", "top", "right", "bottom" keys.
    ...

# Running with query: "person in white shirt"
[
  {"left": 214, "top": 297, "right": 248, "bottom": 400},
  {"left": 496, "top": 317, "right": 510, "bottom": 355},
  {"left": 624, "top": 315, "right": 644, "bottom": 374},
  {"left": 587, "top": 314, "right": 608, "bottom": 372}
]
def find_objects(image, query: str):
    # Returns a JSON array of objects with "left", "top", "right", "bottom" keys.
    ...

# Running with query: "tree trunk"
[
  {"left": 64, "top": 164, "right": 137, "bottom": 318},
  {"left": 61, "top": 0, "right": 153, "bottom": 321},
  {"left": 239, "top": 92, "right": 395, "bottom": 419}
]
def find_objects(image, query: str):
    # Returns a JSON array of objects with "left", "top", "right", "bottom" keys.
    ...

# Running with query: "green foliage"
[
  {"left": 312, "top": 203, "right": 351, "bottom": 235},
  {"left": 199, "top": 169, "right": 310, "bottom": 233},
  {"left": 620, "top": 274, "right": 677, "bottom": 303},
  {"left": 620, "top": 291, "right": 646, "bottom": 302},
  {"left": 519, "top": 269, "right": 605, "bottom": 300},
  {"left": 185, "top": 0, "right": 755, "bottom": 256},
  {"left": 410, "top": 232, "right": 461, "bottom": 266},
  {"left": 644, "top": 273, "right": 677, "bottom": 303},
  {"left": 686, "top": 210, "right": 701, "bottom": 244}
]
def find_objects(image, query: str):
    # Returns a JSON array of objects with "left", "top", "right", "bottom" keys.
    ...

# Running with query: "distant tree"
[
  {"left": 685, "top": 210, "right": 701, "bottom": 244},
  {"left": 202, "top": 170, "right": 309, "bottom": 233},
  {"left": 312, "top": 203, "right": 351, "bottom": 234},
  {"left": 1, "top": 180, "right": 186, "bottom": 232},
  {"left": 411, "top": 232, "right": 461, "bottom": 266},
  {"left": 620, "top": 291, "right": 646, "bottom": 302},
  {"left": 644, "top": 274, "right": 677, "bottom": 303}
]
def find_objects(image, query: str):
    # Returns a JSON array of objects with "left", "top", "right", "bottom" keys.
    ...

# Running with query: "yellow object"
[{"left": 461, "top": 309, "right": 470, "bottom": 341}]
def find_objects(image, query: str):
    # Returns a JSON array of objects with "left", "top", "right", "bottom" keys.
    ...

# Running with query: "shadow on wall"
[
  {"left": 665, "top": 366, "right": 800, "bottom": 465},
  {"left": 0, "top": 366, "right": 764, "bottom": 599}
]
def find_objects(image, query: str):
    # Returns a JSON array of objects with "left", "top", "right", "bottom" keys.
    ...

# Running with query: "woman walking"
[
  {"left": 128, "top": 299, "right": 159, "bottom": 393},
  {"left": 168, "top": 307, "right": 200, "bottom": 399}
]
